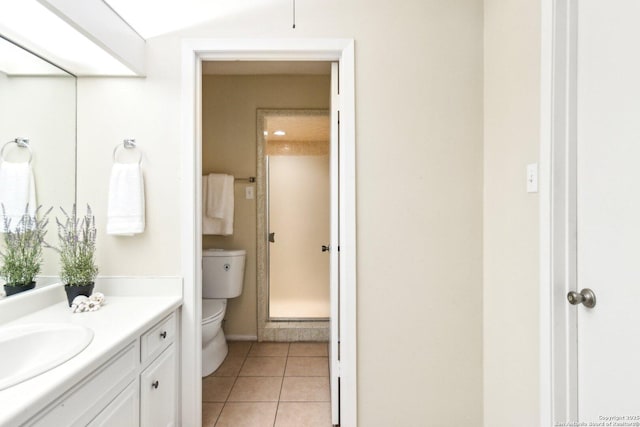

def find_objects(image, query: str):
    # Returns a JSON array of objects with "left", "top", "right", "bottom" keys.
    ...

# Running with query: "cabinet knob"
[
  {"left": 152, "top": 380, "right": 159, "bottom": 389},
  {"left": 160, "top": 331, "right": 167, "bottom": 339}
]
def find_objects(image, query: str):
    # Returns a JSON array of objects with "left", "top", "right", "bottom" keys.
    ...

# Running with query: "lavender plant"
[
  {"left": 0, "top": 204, "right": 52, "bottom": 286},
  {"left": 53, "top": 204, "right": 98, "bottom": 286}
]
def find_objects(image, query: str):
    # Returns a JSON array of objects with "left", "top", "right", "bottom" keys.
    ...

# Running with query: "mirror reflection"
[{"left": 0, "top": 35, "right": 76, "bottom": 297}]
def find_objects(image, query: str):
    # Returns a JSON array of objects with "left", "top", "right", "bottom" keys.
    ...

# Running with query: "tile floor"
[{"left": 202, "top": 341, "right": 332, "bottom": 427}]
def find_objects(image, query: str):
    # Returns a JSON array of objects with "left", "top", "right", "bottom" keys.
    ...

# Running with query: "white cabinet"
[
  {"left": 25, "top": 311, "right": 179, "bottom": 427},
  {"left": 28, "top": 344, "right": 138, "bottom": 427},
  {"left": 140, "top": 313, "right": 177, "bottom": 427},
  {"left": 140, "top": 344, "right": 176, "bottom": 427}
]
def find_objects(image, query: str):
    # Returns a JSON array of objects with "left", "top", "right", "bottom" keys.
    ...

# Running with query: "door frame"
[
  {"left": 180, "top": 38, "right": 357, "bottom": 427},
  {"left": 540, "top": 1, "right": 579, "bottom": 425}
]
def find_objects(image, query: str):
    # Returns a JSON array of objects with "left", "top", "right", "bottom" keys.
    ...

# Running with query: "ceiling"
[
  {"left": 265, "top": 114, "right": 329, "bottom": 143},
  {"left": 1, "top": 1, "right": 315, "bottom": 76},
  {"left": 202, "top": 61, "right": 331, "bottom": 76},
  {"left": 104, "top": 0, "right": 274, "bottom": 38}
]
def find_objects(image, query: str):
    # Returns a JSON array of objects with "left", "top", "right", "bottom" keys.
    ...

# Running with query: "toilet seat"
[{"left": 202, "top": 299, "right": 226, "bottom": 324}]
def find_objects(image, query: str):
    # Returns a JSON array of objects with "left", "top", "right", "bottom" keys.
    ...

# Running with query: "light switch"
[
  {"left": 527, "top": 163, "right": 538, "bottom": 193},
  {"left": 245, "top": 186, "right": 255, "bottom": 199}
]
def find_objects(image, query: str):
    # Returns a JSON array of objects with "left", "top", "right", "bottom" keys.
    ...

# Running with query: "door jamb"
[
  {"left": 540, "top": 1, "right": 579, "bottom": 425},
  {"left": 180, "top": 38, "right": 357, "bottom": 427}
]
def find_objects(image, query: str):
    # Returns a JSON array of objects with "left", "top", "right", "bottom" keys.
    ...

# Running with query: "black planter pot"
[
  {"left": 4, "top": 282, "right": 36, "bottom": 296},
  {"left": 64, "top": 283, "right": 95, "bottom": 307}
]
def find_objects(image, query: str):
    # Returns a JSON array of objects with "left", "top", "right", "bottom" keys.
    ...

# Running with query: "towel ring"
[
  {"left": 1, "top": 138, "right": 32, "bottom": 165},
  {"left": 113, "top": 139, "right": 142, "bottom": 165}
]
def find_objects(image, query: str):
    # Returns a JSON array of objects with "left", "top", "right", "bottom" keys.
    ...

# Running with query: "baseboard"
[{"left": 225, "top": 334, "right": 258, "bottom": 341}]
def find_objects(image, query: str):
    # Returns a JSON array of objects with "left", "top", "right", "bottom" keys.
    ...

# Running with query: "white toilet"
[{"left": 201, "top": 248, "right": 246, "bottom": 377}]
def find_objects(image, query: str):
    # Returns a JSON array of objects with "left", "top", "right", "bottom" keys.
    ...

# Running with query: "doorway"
[
  {"left": 542, "top": 1, "right": 640, "bottom": 424},
  {"left": 201, "top": 64, "right": 336, "bottom": 426},
  {"left": 201, "top": 64, "right": 335, "bottom": 426},
  {"left": 181, "top": 39, "right": 357, "bottom": 427}
]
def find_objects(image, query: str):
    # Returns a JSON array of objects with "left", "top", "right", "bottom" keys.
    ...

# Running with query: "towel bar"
[
  {"left": 235, "top": 177, "right": 255, "bottom": 183},
  {"left": 1, "top": 138, "right": 32, "bottom": 165},
  {"left": 113, "top": 138, "right": 142, "bottom": 164}
]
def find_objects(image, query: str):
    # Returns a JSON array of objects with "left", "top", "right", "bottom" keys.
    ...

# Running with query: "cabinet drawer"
[
  {"left": 29, "top": 343, "right": 137, "bottom": 427},
  {"left": 140, "top": 313, "right": 176, "bottom": 365}
]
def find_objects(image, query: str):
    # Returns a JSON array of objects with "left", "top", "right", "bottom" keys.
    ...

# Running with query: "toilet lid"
[
  {"left": 202, "top": 300, "right": 226, "bottom": 323},
  {"left": 203, "top": 248, "right": 246, "bottom": 257}
]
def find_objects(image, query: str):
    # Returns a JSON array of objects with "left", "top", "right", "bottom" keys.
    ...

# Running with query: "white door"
[
  {"left": 572, "top": 0, "right": 640, "bottom": 421},
  {"left": 329, "top": 62, "right": 340, "bottom": 426}
]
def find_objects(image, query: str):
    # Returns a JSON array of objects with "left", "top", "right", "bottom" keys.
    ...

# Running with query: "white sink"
[{"left": 0, "top": 323, "right": 94, "bottom": 391}]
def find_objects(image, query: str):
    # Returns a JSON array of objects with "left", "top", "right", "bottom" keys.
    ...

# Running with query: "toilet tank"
[{"left": 202, "top": 249, "right": 246, "bottom": 298}]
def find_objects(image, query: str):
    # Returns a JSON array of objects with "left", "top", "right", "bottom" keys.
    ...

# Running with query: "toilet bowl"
[
  {"left": 202, "top": 299, "right": 228, "bottom": 376},
  {"left": 201, "top": 249, "right": 245, "bottom": 377}
]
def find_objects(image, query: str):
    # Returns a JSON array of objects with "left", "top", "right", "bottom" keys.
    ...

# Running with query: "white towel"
[
  {"left": 206, "top": 174, "right": 234, "bottom": 219},
  {"left": 107, "top": 162, "right": 145, "bottom": 236},
  {"left": 202, "top": 175, "right": 234, "bottom": 235},
  {"left": 0, "top": 161, "right": 36, "bottom": 231}
]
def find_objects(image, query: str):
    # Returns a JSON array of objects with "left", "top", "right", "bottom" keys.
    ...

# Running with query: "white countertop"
[{"left": 0, "top": 293, "right": 182, "bottom": 426}]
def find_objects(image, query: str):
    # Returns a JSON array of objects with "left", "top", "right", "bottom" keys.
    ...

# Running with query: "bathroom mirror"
[{"left": 0, "top": 35, "right": 76, "bottom": 296}]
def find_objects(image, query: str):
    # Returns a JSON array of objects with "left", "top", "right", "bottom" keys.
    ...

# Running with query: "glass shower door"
[{"left": 266, "top": 117, "right": 330, "bottom": 320}]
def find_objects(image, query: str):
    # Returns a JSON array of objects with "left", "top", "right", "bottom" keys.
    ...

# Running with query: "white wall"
[
  {"left": 76, "top": 0, "right": 484, "bottom": 424},
  {"left": 483, "top": 0, "right": 541, "bottom": 425}
]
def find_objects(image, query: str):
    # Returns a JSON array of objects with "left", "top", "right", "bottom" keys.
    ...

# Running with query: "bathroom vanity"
[{"left": 0, "top": 280, "right": 182, "bottom": 427}]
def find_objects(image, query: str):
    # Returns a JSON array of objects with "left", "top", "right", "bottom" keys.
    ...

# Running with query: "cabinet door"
[
  {"left": 27, "top": 343, "right": 137, "bottom": 427},
  {"left": 140, "top": 344, "right": 176, "bottom": 427},
  {"left": 88, "top": 379, "right": 139, "bottom": 427}
]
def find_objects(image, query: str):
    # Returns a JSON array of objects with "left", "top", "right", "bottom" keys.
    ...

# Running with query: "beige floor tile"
[
  {"left": 202, "top": 402, "right": 224, "bottom": 426},
  {"left": 202, "top": 376, "right": 236, "bottom": 402},
  {"left": 274, "top": 402, "right": 332, "bottom": 427},
  {"left": 285, "top": 357, "right": 329, "bottom": 377},
  {"left": 280, "top": 377, "right": 330, "bottom": 402},
  {"left": 227, "top": 341, "right": 253, "bottom": 357},
  {"left": 215, "top": 402, "right": 278, "bottom": 427},
  {"left": 227, "top": 376, "right": 283, "bottom": 402},
  {"left": 249, "top": 342, "right": 290, "bottom": 357},
  {"left": 213, "top": 356, "right": 245, "bottom": 377},
  {"left": 289, "top": 342, "right": 329, "bottom": 357},
  {"left": 239, "top": 356, "right": 287, "bottom": 377}
]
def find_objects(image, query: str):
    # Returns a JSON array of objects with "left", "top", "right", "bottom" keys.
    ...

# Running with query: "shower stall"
[{"left": 257, "top": 109, "right": 330, "bottom": 341}]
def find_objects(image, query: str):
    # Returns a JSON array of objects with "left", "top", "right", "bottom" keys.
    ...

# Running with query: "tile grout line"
[
  {"left": 214, "top": 343, "right": 252, "bottom": 427},
  {"left": 272, "top": 345, "right": 290, "bottom": 426},
  {"left": 209, "top": 342, "right": 332, "bottom": 426}
]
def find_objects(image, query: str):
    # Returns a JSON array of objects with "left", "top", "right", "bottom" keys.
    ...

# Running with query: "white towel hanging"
[
  {"left": 206, "top": 174, "right": 234, "bottom": 219},
  {"left": 107, "top": 162, "right": 145, "bottom": 236},
  {"left": 202, "top": 174, "right": 234, "bottom": 235},
  {"left": 0, "top": 161, "right": 36, "bottom": 231}
]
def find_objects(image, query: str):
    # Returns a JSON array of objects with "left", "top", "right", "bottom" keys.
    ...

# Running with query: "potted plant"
[
  {"left": 54, "top": 204, "right": 98, "bottom": 306},
  {"left": 0, "top": 205, "right": 51, "bottom": 296}
]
